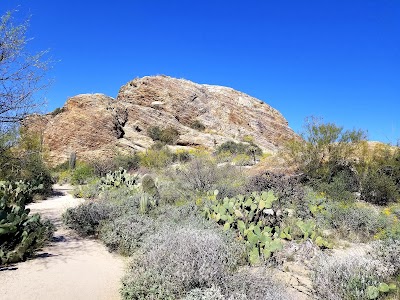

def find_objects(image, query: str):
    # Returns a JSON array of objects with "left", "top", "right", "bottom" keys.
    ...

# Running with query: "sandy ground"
[{"left": 0, "top": 184, "right": 125, "bottom": 300}]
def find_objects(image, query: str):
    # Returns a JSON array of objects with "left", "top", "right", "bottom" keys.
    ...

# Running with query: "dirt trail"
[{"left": 0, "top": 184, "right": 125, "bottom": 300}]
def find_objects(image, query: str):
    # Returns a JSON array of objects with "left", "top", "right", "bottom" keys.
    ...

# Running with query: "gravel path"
[{"left": 0, "top": 185, "right": 125, "bottom": 300}]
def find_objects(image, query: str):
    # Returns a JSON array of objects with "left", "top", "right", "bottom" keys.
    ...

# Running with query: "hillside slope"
[{"left": 25, "top": 76, "right": 297, "bottom": 165}]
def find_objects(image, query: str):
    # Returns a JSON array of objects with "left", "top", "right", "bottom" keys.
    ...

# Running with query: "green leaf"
[
  {"left": 262, "top": 247, "right": 272, "bottom": 259},
  {"left": 223, "top": 222, "right": 230, "bottom": 231},
  {"left": 247, "top": 231, "right": 259, "bottom": 245},
  {"left": 249, "top": 247, "right": 260, "bottom": 265},
  {"left": 244, "top": 197, "right": 253, "bottom": 207},
  {"left": 378, "top": 283, "right": 390, "bottom": 293},
  {"left": 366, "top": 286, "right": 379, "bottom": 299},
  {"left": 258, "top": 200, "right": 266, "bottom": 210},
  {"left": 234, "top": 209, "right": 243, "bottom": 218},
  {"left": 254, "top": 225, "right": 261, "bottom": 237},
  {"left": 237, "top": 221, "right": 246, "bottom": 234}
]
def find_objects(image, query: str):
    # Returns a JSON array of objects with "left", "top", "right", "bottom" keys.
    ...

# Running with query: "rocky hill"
[{"left": 25, "top": 76, "right": 298, "bottom": 165}]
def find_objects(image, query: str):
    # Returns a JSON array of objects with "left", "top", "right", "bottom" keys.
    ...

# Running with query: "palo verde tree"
[
  {"left": 283, "top": 117, "right": 367, "bottom": 198},
  {"left": 0, "top": 10, "right": 50, "bottom": 128}
]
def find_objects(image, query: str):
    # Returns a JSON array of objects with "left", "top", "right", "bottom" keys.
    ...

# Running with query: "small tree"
[
  {"left": 283, "top": 117, "right": 367, "bottom": 188},
  {"left": 0, "top": 10, "right": 50, "bottom": 127}
]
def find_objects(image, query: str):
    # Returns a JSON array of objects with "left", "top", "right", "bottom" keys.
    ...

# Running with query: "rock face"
[{"left": 25, "top": 76, "right": 297, "bottom": 165}]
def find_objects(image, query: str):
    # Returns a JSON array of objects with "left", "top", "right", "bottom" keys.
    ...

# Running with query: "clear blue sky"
[{"left": 2, "top": 1, "right": 400, "bottom": 144}]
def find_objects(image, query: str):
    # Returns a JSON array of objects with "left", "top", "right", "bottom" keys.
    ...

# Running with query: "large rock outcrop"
[{"left": 25, "top": 76, "right": 298, "bottom": 165}]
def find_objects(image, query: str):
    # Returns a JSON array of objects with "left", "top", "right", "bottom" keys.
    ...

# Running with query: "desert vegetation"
[
  {"left": 53, "top": 118, "right": 400, "bottom": 299},
  {"left": 0, "top": 10, "right": 55, "bottom": 264},
  {"left": 1, "top": 3, "right": 398, "bottom": 300}
]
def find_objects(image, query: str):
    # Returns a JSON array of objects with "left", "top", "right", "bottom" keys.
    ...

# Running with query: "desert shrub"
[
  {"left": 100, "top": 212, "right": 155, "bottom": 255},
  {"left": 70, "top": 162, "right": 94, "bottom": 185},
  {"left": 232, "top": 153, "right": 253, "bottom": 166},
  {"left": 174, "top": 158, "right": 219, "bottom": 193},
  {"left": 245, "top": 172, "right": 307, "bottom": 218},
  {"left": 312, "top": 254, "right": 395, "bottom": 300},
  {"left": 217, "top": 141, "right": 262, "bottom": 162},
  {"left": 316, "top": 170, "right": 358, "bottom": 202},
  {"left": 50, "top": 107, "right": 65, "bottom": 116},
  {"left": 89, "top": 153, "right": 140, "bottom": 178},
  {"left": 316, "top": 201, "right": 386, "bottom": 241},
  {"left": 173, "top": 157, "right": 246, "bottom": 199},
  {"left": 182, "top": 268, "right": 293, "bottom": 300},
  {"left": 0, "top": 181, "right": 54, "bottom": 264},
  {"left": 147, "top": 125, "right": 161, "bottom": 141},
  {"left": 182, "top": 286, "right": 225, "bottom": 300},
  {"left": 62, "top": 200, "right": 114, "bottom": 236},
  {"left": 369, "top": 239, "right": 400, "bottom": 276},
  {"left": 222, "top": 267, "right": 294, "bottom": 300},
  {"left": 282, "top": 118, "right": 366, "bottom": 194},
  {"left": 173, "top": 149, "right": 191, "bottom": 163},
  {"left": 361, "top": 169, "right": 399, "bottom": 205},
  {"left": 72, "top": 179, "right": 101, "bottom": 199},
  {"left": 138, "top": 148, "right": 174, "bottom": 169},
  {"left": 160, "top": 127, "right": 179, "bottom": 144},
  {"left": 121, "top": 226, "right": 244, "bottom": 299},
  {"left": 52, "top": 160, "right": 70, "bottom": 173},
  {"left": 147, "top": 126, "right": 179, "bottom": 145},
  {"left": 190, "top": 120, "right": 206, "bottom": 131},
  {"left": 114, "top": 153, "right": 140, "bottom": 171}
]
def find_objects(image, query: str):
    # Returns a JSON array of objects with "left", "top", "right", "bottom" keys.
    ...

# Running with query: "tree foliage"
[
  {"left": 283, "top": 117, "right": 367, "bottom": 183},
  {"left": 0, "top": 10, "right": 50, "bottom": 127}
]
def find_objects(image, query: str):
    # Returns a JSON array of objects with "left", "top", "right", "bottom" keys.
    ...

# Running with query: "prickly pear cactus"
[
  {"left": 99, "top": 168, "right": 139, "bottom": 191},
  {"left": 202, "top": 190, "right": 286, "bottom": 265},
  {"left": 0, "top": 181, "right": 54, "bottom": 265}
]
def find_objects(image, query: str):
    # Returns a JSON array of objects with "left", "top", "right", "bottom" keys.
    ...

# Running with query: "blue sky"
[{"left": 2, "top": 1, "right": 400, "bottom": 144}]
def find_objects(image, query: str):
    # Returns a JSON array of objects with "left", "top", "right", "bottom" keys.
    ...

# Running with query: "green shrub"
[
  {"left": 115, "top": 153, "right": 140, "bottom": 171},
  {"left": 147, "top": 126, "right": 179, "bottom": 145},
  {"left": 0, "top": 181, "right": 54, "bottom": 264},
  {"left": 160, "top": 126, "right": 179, "bottom": 144},
  {"left": 50, "top": 107, "right": 65, "bottom": 116},
  {"left": 282, "top": 118, "right": 366, "bottom": 196},
  {"left": 138, "top": 148, "right": 174, "bottom": 169},
  {"left": 70, "top": 162, "right": 94, "bottom": 185},
  {"left": 361, "top": 168, "right": 399, "bottom": 205},
  {"left": 317, "top": 170, "right": 358, "bottom": 202},
  {"left": 147, "top": 126, "right": 162, "bottom": 141},
  {"left": 89, "top": 153, "right": 139, "bottom": 178},
  {"left": 72, "top": 179, "right": 101, "bottom": 199},
  {"left": 173, "top": 149, "right": 191, "bottom": 163},
  {"left": 217, "top": 141, "right": 262, "bottom": 158},
  {"left": 190, "top": 120, "right": 206, "bottom": 131}
]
